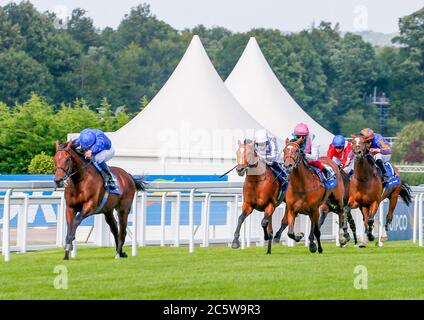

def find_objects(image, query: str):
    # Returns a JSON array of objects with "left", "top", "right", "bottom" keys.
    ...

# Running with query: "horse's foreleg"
[
  {"left": 263, "top": 205, "right": 275, "bottom": 254},
  {"left": 231, "top": 205, "right": 250, "bottom": 249},
  {"left": 313, "top": 212, "right": 323, "bottom": 254},
  {"left": 346, "top": 209, "right": 358, "bottom": 245},
  {"left": 367, "top": 202, "right": 379, "bottom": 242},
  {"left": 273, "top": 207, "right": 288, "bottom": 243},
  {"left": 308, "top": 216, "right": 317, "bottom": 253},
  {"left": 287, "top": 209, "right": 303, "bottom": 242},
  {"left": 64, "top": 209, "right": 85, "bottom": 260}
]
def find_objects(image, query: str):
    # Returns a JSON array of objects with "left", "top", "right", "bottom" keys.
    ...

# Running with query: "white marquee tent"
[
  {"left": 108, "top": 35, "right": 266, "bottom": 176},
  {"left": 225, "top": 37, "right": 334, "bottom": 155}
]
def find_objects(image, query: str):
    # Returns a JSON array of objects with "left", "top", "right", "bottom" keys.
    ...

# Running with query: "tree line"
[{"left": 0, "top": 1, "right": 423, "bottom": 174}]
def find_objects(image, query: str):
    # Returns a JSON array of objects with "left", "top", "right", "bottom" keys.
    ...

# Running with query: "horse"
[
  {"left": 273, "top": 137, "right": 347, "bottom": 253},
  {"left": 347, "top": 135, "right": 412, "bottom": 246},
  {"left": 318, "top": 167, "right": 359, "bottom": 246},
  {"left": 53, "top": 140, "right": 147, "bottom": 260},
  {"left": 231, "top": 139, "right": 286, "bottom": 254}
]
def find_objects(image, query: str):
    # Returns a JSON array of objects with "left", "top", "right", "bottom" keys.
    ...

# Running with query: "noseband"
[
  {"left": 283, "top": 143, "right": 301, "bottom": 170},
  {"left": 55, "top": 148, "right": 90, "bottom": 186}
]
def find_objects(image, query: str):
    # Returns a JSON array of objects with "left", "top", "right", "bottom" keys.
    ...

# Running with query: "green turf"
[{"left": 0, "top": 241, "right": 423, "bottom": 300}]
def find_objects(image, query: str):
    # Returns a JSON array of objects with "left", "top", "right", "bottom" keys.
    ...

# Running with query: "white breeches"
[
  {"left": 373, "top": 153, "right": 391, "bottom": 163},
  {"left": 331, "top": 157, "right": 354, "bottom": 174},
  {"left": 94, "top": 147, "right": 115, "bottom": 163}
]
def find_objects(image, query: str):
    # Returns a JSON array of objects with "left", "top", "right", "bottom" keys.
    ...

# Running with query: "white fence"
[{"left": 1, "top": 181, "right": 423, "bottom": 262}]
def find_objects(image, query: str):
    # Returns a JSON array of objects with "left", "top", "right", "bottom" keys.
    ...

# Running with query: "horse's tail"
[
  {"left": 131, "top": 175, "right": 148, "bottom": 191},
  {"left": 399, "top": 181, "right": 412, "bottom": 206}
]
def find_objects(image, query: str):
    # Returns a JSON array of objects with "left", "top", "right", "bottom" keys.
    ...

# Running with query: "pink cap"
[{"left": 294, "top": 123, "right": 309, "bottom": 135}]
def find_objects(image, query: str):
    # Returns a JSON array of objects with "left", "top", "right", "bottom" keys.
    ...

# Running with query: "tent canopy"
[{"left": 226, "top": 37, "right": 334, "bottom": 155}]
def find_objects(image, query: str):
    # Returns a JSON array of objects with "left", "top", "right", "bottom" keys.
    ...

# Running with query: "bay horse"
[
  {"left": 231, "top": 139, "right": 286, "bottom": 254},
  {"left": 275, "top": 137, "right": 347, "bottom": 253},
  {"left": 53, "top": 140, "right": 147, "bottom": 260},
  {"left": 318, "top": 168, "right": 359, "bottom": 246},
  {"left": 347, "top": 135, "right": 412, "bottom": 246}
]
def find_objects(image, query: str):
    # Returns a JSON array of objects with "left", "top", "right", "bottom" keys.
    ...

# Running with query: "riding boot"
[
  {"left": 321, "top": 166, "right": 333, "bottom": 181},
  {"left": 375, "top": 159, "right": 389, "bottom": 184},
  {"left": 99, "top": 162, "right": 118, "bottom": 190}
]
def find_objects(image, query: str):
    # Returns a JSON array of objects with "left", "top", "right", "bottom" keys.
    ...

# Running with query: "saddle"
[
  {"left": 303, "top": 159, "right": 337, "bottom": 190},
  {"left": 91, "top": 161, "right": 121, "bottom": 195}
]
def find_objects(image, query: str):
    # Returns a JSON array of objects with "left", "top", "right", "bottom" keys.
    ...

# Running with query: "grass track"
[{"left": 0, "top": 241, "right": 423, "bottom": 300}]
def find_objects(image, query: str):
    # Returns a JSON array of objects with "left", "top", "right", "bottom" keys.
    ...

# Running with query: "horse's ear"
[
  {"left": 66, "top": 140, "right": 73, "bottom": 148},
  {"left": 238, "top": 140, "right": 242, "bottom": 147},
  {"left": 295, "top": 137, "right": 303, "bottom": 145},
  {"left": 350, "top": 134, "right": 357, "bottom": 139},
  {"left": 55, "top": 141, "right": 59, "bottom": 151},
  {"left": 285, "top": 137, "right": 289, "bottom": 145}
]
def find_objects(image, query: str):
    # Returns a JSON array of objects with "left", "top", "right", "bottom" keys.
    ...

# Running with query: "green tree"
[
  {"left": 340, "top": 109, "right": 378, "bottom": 137},
  {"left": 28, "top": 151, "right": 55, "bottom": 174},
  {"left": 0, "top": 94, "right": 57, "bottom": 173},
  {"left": 392, "top": 121, "right": 424, "bottom": 162},
  {"left": 54, "top": 98, "right": 102, "bottom": 142},
  {"left": 67, "top": 8, "right": 100, "bottom": 51},
  {"left": 0, "top": 49, "right": 53, "bottom": 105}
]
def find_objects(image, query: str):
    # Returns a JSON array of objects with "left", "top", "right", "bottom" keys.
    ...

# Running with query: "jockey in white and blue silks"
[
  {"left": 253, "top": 129, "right": 287, "bottom": 179},
  {"left": 72, "top": 128, "right": 118, "bottom": 190}
]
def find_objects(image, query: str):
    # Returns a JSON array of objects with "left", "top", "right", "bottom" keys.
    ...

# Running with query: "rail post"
[
  {"left": 189, "top": 189, "right": 195, "bottom": 253},
  {"left": 2, "top": 189, "right": 12, "bottom": 262}
]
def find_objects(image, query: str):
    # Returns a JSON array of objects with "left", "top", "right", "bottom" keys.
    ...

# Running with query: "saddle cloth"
[
  {"left": 269, "top": 162, "right": 289, "bottom": 194},
  {"left": 310, "top": 165, "right": 337, "bottom": 190},
  {"left": 376, "top": 162, "right": 401, "bottom": 188}
]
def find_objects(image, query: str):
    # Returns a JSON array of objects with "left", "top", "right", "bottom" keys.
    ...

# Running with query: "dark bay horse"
[
  {"left": 275, "top": 138, "right": 347, "bottom": 253},
  {"left": 53, "top": 140, "right": 147, "bottom": 260},
  {"left": 231, "top": 140, "right": 285, "bottom": 254},
  {"left": 347, "top": 135, "right": 412, "bottom": 246}
]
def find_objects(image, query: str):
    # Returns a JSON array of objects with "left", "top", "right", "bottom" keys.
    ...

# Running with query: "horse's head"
[
  {"left": 236, "top": 139, "right": 257, "bottom": 176},
  {"left": 351, "top": 134, "right": 372, "bottom": 160},
  {"left": 53, "top": 140, "right": 75, "bottom": 188},
  {"left": 283, "top": 137, "right": 302, "bottom": 173}
]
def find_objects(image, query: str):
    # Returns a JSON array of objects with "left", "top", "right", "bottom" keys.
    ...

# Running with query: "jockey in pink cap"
[{"left": 290, "top": 123, "right": 333, "bottom": 181}]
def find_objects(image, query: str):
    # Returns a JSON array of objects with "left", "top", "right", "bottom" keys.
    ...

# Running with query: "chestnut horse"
[
  {"left": 276, "top": 138, "right": 347, "bottom": 253},
  {"left": 347, "top": 135, "right": 412, "bottom": 246},
  {"left": 231, "top": 140, "right": 286, "bottom": 254},
  {"left": 53, "top": 140, "right": 147, "bottom": 260}
]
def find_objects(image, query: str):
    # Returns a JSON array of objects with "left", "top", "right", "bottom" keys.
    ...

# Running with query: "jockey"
[
  {"left": 72, "top": 128, "right": 118, "bottom": 190},
  {"left": 359, "top": 128, "right": 392, "bottom": 184},
  {"left": 290, "top": 123, "right": 333, "bottom": 181},
  {"left": 327, "top": 135, "right": 354, "bottom": 176},
  {"left": 253, "top": 129, "right": 283, "bottom": 173}
]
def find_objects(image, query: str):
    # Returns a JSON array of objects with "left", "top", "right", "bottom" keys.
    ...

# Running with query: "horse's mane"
[{"left": 58, "top": 141, "right": 89, "bottom": 163}]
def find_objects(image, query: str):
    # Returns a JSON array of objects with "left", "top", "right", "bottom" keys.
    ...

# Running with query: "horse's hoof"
[
  {"left": 231, "top": 240, "right": 240, "bottom": 249},
  {"left": 295, "top": 232, "right": 304, "bottom": 242},
  {"left": 273, "top": 237, "right": 281, "bottom": 244},
  {"left": 358, "top": 243, "right": 367, "bottom": 248},
  {"left": 115, "top": 253, "right": 121, "bottom": 259},
  {"left": 318, "top": 247, "right": 323, "bottom": 254},
  {"left": 64, "top": 251, "right": 69, "bottom": 260},
  {"left": 120, "top": 252, "right": 128, "bottom": 258},
  {"left": 368, "top": 234, "right": 375, "bottom": 242},
  {"left": 309, "top": 243, "right": 317, "bottom": 253},
  {"left": 339, "top": 236, "right": 347, "bottom": 246},
  {"left": 345, "top": 233, "right": 351, "bottom": 242}
]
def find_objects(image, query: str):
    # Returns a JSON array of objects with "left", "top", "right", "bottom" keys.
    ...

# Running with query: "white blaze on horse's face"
[{"left": 355, "top": 137, "right": 360, "bottom": 146}]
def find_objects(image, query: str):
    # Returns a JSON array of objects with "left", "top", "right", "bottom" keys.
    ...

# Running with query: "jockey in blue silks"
[{"left": 72, "top": 128, "right": 118, "bottom": 190}]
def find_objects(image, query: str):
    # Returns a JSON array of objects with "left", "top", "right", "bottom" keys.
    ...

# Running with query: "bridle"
[
  {"left": 352, "top": 138, "right": 371, "bottom": 160},
  {"left": 237, "top": 142, "right": 258, "bottom": 176},
  {"left": 55, "top": 148, "right": 91, "bottom": 186},
  {"left": 283, "top": 143, "right": 301, "bottom": 172}
]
